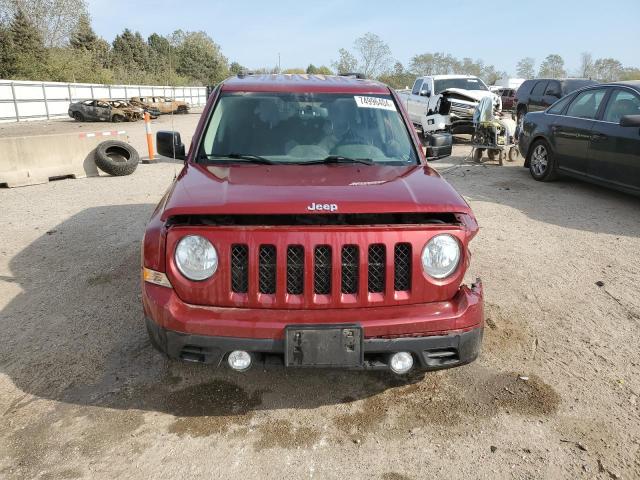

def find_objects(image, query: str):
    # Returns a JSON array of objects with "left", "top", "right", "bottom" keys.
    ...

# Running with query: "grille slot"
[
  {"left": 230, "top": 244, "right": 248, "bottom": 293},
  {"left": 286, "top": 245, "right": 304, "bottom": 295},
  {"left": 314, "top": 246, "right": 332, "bottom": 295},
  {"left": 341, "top": 245, "right": 359, "bottom": 294},
  {"left": 394, "top": 243, "right": 412, "bottom": 291},
  {"left": 368, "top": 244, "right": 386, "bottom": 293},
  {"left": 258, "top": 245, "right": 277, "bottom": 294}
]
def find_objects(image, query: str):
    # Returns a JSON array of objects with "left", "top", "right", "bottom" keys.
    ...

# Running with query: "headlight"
[
  {"left": 421, "top": 234, "right": 461, "bottom": 279},
  {"left": 174, "top": 235, "right": 218, "bottom": 281}
]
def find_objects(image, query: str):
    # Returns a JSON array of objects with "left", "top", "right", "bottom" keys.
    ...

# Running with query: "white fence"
[{"left": 0, "top": 79, "right": 208, "bottom": 122}]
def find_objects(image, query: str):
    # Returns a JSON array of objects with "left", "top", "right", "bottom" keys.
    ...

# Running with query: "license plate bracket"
[{"left": 285, "top": 325, "right": 363, "bottom": 368}]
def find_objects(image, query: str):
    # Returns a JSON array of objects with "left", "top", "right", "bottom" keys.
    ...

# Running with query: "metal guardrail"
[{"left": 0, "top": 80, "right": 208, "bottom": 122}]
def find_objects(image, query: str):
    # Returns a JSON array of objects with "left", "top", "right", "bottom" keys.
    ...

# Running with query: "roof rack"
[{"left": 339, "top": 72, "right": 366, "bottom": 79}]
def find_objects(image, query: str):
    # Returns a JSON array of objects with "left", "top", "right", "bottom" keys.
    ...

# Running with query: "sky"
[{"left": 86, "top": 0, "right": 640, "bottom": 75}]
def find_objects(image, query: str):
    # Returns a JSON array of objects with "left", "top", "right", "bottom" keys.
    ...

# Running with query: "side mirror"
[
  {"left": 620, "top": 115, "right": 640, "bottom": 127},
  {"left": 419, "top": 89, "right": 432, "bottom": 98},
  {"left": 156, "top": 130, "right": 186, "bottom": 160}
]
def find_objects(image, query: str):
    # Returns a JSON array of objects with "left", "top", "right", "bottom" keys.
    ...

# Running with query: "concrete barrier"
[{"left": 0, "top": 130, "right": 129, "bottom": 187}]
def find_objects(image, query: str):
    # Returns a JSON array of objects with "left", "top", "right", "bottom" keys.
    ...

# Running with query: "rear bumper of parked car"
[{"left": 142, "top": 279, "right": 484, "bottom": 371}]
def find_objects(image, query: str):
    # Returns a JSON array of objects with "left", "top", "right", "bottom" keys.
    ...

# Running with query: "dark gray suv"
[{"left": 515, "top": 78, "right": 598, "bottom": 125}]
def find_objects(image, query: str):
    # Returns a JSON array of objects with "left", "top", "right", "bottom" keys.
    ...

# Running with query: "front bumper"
[{"left": 142, "top": 280, "right": 483, "bottom": 371}]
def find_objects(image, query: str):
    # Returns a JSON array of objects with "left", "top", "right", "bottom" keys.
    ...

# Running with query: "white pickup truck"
[{"left": 397, "top": 75, "right": 501, "bottom": 135}]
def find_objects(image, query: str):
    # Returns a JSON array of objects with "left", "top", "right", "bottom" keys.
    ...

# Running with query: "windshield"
[
  {"left": 200, "top": 92, "right": 419, "bottom": 165},
  {"left": 433, "top": 77, "right": 488, "bottom": 94}
]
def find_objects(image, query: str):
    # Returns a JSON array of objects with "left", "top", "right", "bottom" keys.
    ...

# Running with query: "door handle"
[{"left": 591, "top": 133, "right": 608, "bottom": 142}]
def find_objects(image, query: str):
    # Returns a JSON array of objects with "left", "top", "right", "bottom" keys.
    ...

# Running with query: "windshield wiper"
[
  {"left": 298, "top": 155, "right": 374, "bottom": 166},
  {"left": 201, "top": 153, "right": 276, "bottom": 164}
]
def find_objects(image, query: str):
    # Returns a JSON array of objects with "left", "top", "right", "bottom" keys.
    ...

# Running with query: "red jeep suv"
[{"left": 142, "top": 73, "right": 483, "bottom": 374}]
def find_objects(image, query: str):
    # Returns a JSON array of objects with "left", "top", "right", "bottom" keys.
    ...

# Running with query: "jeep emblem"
[{"left": 307, "top": 202, "right": 338, "bottom": 212}]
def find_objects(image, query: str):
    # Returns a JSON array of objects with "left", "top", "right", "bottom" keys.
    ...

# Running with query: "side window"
[
  {"left": 565, "top": 89, "right": 606, "bottom": 119},
  {"left": 547, "top": 94, "right": 574, "bottom": 114},
  {"left": 544, "top": 81, "right": 561, "bottom": 96},
  {"left": 531, "top": 81, "right": 548, "bottom": 97},
  {"left": 411, "top": 79, "right": 423, "bottom": 96},
  {"left": 603, "top": 89, "right": 640, "bottom": 123}
]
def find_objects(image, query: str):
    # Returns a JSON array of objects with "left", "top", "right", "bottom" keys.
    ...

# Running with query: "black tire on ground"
[
  {"left": 177, "top": 105, "right": 188, "bottom": 114},
  {"left": 488, "top": 150, "right": 497, "bottom": 161},
  {"left": 94, "top": 140, "right": 140, "bottom": 176},
  {"left": 111, "top": 114, "right": 125, "bottom": 122},
  {"left": 473, "top": 148, "right": 484, "bottom": 162},
  {"left": 527, "top": 139, "right": 557, "bottom": 182},
  {"left": 73, "top": 111, "right": 85, "bottom": 122}
]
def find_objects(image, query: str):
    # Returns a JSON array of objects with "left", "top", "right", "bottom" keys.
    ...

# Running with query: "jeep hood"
[
  {"left": 441, "top": 88, "right": 497, "bottom": 103},
  {"left": 160, "top": 163, "right": 472, "bottom": 219}
]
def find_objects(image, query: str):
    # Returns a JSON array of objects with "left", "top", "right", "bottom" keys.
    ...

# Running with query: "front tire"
[{"left": 527, "top": 140, "right": 557, "bottom": 181}]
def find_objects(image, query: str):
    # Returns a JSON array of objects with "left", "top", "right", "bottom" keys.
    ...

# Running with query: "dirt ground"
[{"left": 0, "top": 116, "right": 639, "bottom": 479}]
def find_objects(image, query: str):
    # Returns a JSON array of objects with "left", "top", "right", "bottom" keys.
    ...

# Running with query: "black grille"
[
  {"left": 368, "top": 244, "right": 386, "bottom": 293},
  {"left": 314, "top": 246, "right": 332, "bottom": 294},
  {"left": 341, "top": 245, "right": 359, "bottom": 294},
  {"left": 258, "top": 245, "right": 276, "bottom": 294},
  {"left": 286, "top": 245, "right": 304, "bottom": 295},
  {"left": 394, "top": 243, "right": 412, "bottom": 291},
  {"left": 230, "top": 244, "right": 248, "bottom": 293}
]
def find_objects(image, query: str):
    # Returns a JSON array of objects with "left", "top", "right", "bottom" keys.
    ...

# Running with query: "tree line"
[
  {"left": 0, "top": 1, "right": 229, "bottom": 85},
  {"left": 0, "top": 2, "right": 637, "bottom": 88},
  {"left": 516, "top": 54, "right": 639, "bottom": 82}
]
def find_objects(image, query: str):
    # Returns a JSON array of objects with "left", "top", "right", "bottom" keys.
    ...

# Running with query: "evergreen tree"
[
  {"left": 9, "top": 9, "right": 47, "bottom": 79},
  {"left": 70, "top": 13, "right": 98, "bottom": 51},
  {"left": 0, "top": 25, "right": 17, "bottom": 78}
]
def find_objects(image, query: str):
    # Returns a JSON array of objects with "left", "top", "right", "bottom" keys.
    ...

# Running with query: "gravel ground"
[{"left": 0, "top": 117, "right": 639, "bottom": 479}]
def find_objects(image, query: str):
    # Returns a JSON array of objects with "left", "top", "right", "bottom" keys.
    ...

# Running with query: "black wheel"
[
  {"left": 488, "top": 150, "right": 497, "bottom": 161},
  {"left": 94, "top": 140, "right": 140, "bottom": 176},
  {"left": 473, "top": 148, "right": 484, "bottom": 162},
  {"left": 527, "top": 139, "right": 557, "bottom": 181},
  {"left": 111, "top": 114, "right": 125, "bottom": 123},
  {"left": 73, "top": 111, "right": 85, "bottom": 122},
  {"left": 177, "top": 105, "right": 188, "bottom": 114}
]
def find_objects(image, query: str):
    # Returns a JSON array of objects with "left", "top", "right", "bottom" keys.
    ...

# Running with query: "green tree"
[
  {"left": 538, "top": 54, "right": 566, "bottom": 78},
  {"left": 229, "top": 61, "right": 244, "bottom": 75},
  {"left": 9, "top": 9, "right": 47, "bottom": 79},
  {"left": 516, "top": 57, "right": 535, "bottom": 78},
  {"left": 410, "top": 52, "right": 459, "bottom": 75},
  {"left": 69, "top": 13, "right": 97, "bottom": 50},
  {"left": 306, "top": 63, "right": 318, "bottom": 74},
  {"left": 0, "top": 0, "right": 89, "bottom": 47},
  {"left": 378, "top": 61, "right": 414, "bottom": 89},
  {"left": 111, "top": 29, "right": 151, "bottom": 83},
  {"left": 620, "top": 67, "right": 640, "bottom": 81},
  {"left": 592, "top": 57, "right": 623, "bottom": 82},
  {"left": 172, "top": 30, "right": 228, "bottom": 85},
  {"left": 0, "top": 24, "right": 17, "bottom": 78},
  {"left": 579, "top": 52, "right": 594, "bottom": 78},
  {"left": 315, "top": 65, "right": 332, "bottom": 75},
  {"left": 353, "top": 32, "right": 392, "bottom": 78},
  {"left": 332, "top": 48, "right": 358, "bottom": 75},
  {"left": 282, "top": 68, "right": 305, "bottom": 74}
]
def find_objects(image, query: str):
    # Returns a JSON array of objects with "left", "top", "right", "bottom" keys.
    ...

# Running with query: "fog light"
[
  {"left": 227, "top": 350, "right": 252, "bottom": 371},
  {"left": 389, "top": 352, "right": 414, "bottom": 374}
]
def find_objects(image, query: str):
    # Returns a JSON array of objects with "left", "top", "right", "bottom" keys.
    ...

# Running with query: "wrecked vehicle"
[
  {"left": 130, "top": 96, "right": 189, "bottom": 115},
  {"left": 68, "top": 99, "right": 143, "bottom": 122},
  {"left": 142, "top": 73, "right": 483, "bottom": 374},
  {"left": 397, "top": 75, "right": 501, "bottom": 135}
]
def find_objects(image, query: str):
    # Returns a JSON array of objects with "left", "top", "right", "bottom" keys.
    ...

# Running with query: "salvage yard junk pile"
[
  {"left": 0, "top": 79, "right": 205, "bottom": 123},
  {"left": 143, "top": 73, "right": 482, "bottom": 374}
]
